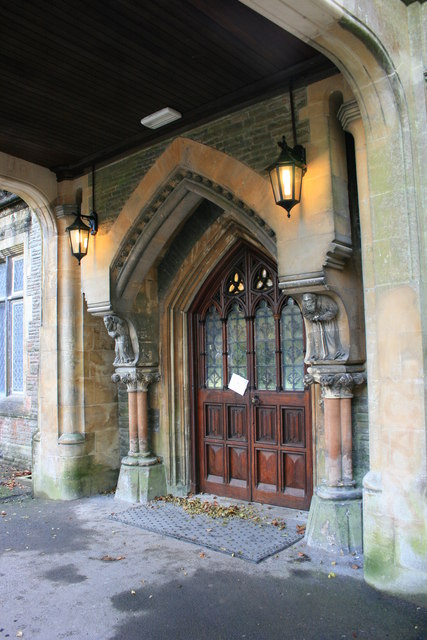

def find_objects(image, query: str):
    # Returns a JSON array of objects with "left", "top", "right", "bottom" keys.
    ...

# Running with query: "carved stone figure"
[
  {"left": 104, "top": 315, "right": 135, "bottom": 365},
  {"left": 301, "top": 293, "right": 346, "bottom": 362}
]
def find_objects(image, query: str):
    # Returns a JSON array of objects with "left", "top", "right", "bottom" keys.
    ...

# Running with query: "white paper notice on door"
[{"left": 228, "top": 373, "right": 249, "bottom": 396}]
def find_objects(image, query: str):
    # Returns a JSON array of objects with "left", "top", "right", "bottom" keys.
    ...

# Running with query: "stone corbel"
[
  {"left": 301, "top": 292, "right": 348, "bottom": 363},
  {"left": 103, "top": 314, "right": 137, "bottom": 366}
]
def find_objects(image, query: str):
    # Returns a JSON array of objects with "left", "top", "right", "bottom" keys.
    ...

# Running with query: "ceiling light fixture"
[{"left": 140, "top": 107, "right": 182, "bottom": 129}]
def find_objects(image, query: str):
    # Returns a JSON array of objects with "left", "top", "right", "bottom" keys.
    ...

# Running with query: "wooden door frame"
[{"left": 188, "top": 240, "right": 313, "bottom": 506}]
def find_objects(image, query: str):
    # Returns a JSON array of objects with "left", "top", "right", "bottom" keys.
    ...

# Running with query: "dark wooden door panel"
[
  {"left": 282, "top": 406, "right": 305, "bottom": 447},
  {"left": 205, "top": 403, "right": 223, "bottom": 438},
  {"left": 228, "top": 445, "right": 249, "bottom": 488},
  {"left": 205, "top": 443, "right": 224, "bottom": 484},
  {"left": 227, "top": 404, "right": 248, "bottom": 441},
  {"left": 255, "top": 405, "right": 277, "bottom": 444}
]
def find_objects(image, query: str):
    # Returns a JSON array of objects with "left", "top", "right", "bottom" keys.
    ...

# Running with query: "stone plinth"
[
  {"left": 115, "top": 457, "right": 167, "bottom": 503},
  {"left": 306, "top": 493, "right": 363, "bottom": 554}
]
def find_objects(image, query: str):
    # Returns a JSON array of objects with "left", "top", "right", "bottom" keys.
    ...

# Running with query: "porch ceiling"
[{"left": 1, "top": 0, "right": 336, "bottom": 179}]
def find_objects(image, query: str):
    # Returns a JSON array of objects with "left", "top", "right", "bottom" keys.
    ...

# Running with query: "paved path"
[{"left": 0, "top": 465, "right": 426, "bottom": 640}]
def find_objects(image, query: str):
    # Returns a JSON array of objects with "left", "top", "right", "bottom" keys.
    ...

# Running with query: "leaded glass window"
[
  {"left": 227, "top": 303, "right": 247, "bottom": 381},
  {"left": 255, "top": 300, "right": 276, "bottom": 390},
  {"left": 0, "top": 254, "right": 24, "bottom": 396},
  {"left": 0, "top": 303, "right": 5, "bottom": 393},
  {"left": 0, "top": 262, "right": 6, "bottom": 298},
  {"left": 205, "top": 306, "right": 223, "bottom": 389},
  {"left": 281, "top": 298, "right": 304, "bottom": 390},
  {"left": 12, "top": 301, "right": 24, "bottom": 392},
  {"left": 13, "top": 257, "right": 24, "bottom": 293}
]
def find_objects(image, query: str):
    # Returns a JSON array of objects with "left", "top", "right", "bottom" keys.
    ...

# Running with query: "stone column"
[
  {"left": 34, "top": 205, "right": 92, "bottom": 499},
  {"left": 305, "top": 366, "right": 366, "bottom": 552},
  {"left": 112, "top": 367, "right": 166, "bottom": 502}
]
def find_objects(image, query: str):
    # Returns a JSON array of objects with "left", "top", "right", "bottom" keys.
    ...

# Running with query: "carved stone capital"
[
  {"left": 305, "top": 366, "right": 366, "bottom": 398},
  {"left": 111, "top": 367, "right": 161, "bottom": 392}
]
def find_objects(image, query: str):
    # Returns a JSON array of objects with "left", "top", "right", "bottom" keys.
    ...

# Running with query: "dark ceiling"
[{"left": 1, "top": 0, "right": 336, "bottom": 179}]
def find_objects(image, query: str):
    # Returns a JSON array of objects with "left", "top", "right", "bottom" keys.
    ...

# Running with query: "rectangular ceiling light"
[{"left": 140, "top": 107, "right": 182, "bottom": 129}]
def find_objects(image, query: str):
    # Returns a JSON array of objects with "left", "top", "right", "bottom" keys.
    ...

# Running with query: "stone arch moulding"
[
  {"left": 82, "top": 137, "right": 284, "bottom": 316},
  {"left": 112, "top": 169, "right": 278, "bottom": 305},
  {"left": 0, "top": 168, "right": 60, "bottom": 464},
  {"left": 159, "top": 223, "right": 278, "bottom": 493}
]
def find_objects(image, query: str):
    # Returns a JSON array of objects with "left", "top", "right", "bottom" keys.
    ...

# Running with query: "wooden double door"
[{"left": 191, "top": 244, "right": 312, "bottom": 510}]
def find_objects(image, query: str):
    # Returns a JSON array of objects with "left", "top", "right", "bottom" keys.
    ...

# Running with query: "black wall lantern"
[
  {"left": 267, "top": 86, "right": 307, "bottom": 218},
  {"left": 66, "top": 166, "right": 98, "bottom": 264}
]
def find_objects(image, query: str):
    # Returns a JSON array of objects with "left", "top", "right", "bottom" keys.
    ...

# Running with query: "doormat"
[{"left": 110, "top": 502, "right": 303, "bottom": 563}]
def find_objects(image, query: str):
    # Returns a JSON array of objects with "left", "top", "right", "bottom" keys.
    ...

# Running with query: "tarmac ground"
[{"left": 0, "top": 461, "right": 426, "bottom": 640}]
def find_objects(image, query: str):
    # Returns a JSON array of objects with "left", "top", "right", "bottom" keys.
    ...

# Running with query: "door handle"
[{"left": 251, "top": 394, "right": 260, "bottom": 405}]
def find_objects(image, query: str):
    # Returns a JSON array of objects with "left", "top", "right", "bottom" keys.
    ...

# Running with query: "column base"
[
  {"left": 115, "top": 459, "right": 167, "bottom": 503},
  {"left": 306, "top": 492, "right": 363, "bottom": 554},
  {"left": 32, "top": 434, "right": 119, "bottom": 500}
]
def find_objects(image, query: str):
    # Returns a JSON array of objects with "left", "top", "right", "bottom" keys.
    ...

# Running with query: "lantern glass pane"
[
  {"left": 269, "top": 168, "right": 281, "bottom": 203},
  {"left": 294, "top": 166, "right": 303, "bottom": 202},
  {"left": 280, "top": 166, "right": 293, "bottom": 198},
  {"left": 69, "top": 228, "right": 81, "bottom": 255}
]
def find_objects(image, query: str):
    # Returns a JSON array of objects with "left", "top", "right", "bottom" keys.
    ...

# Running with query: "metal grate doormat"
[{"left": 110, "top": 502, "right": 303, "bottom": 563}]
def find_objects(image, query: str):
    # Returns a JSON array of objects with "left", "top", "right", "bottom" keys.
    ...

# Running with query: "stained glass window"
[
  {"left": 227, "top": 303, "right": 247, "bottom": 381},
  {"left": 226, "top": 271, "right": 245, "bottom": 295},
  {"left": 253, "top": 266, "right": 273, "bottom": 292},
  {"left": 255, "top": 300, "right": 276, "bottom": 390},
  {"left": 205, "top": 306, "right": 223, "bottom": 389},
  {"left": 281, "top": 298, "right": 304, "bottom": 390}
]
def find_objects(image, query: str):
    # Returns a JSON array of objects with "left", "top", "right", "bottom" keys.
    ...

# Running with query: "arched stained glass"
[
  {"left": 226, "top": 270, "right": 245, "bottom": 295},
  {"left": 227, "top": 303, "right": 247, "bottom": 381},
  {"left": 281, "top": 298, "right": 304, "bottom": 390},
  {"left": 205, "top": 306, "right": 223, "bottom": 389},
  {"left": 253, "top": 266, "right": 273, "bottom": 292},
  {"left": 255, "top": 300, "right": 276, "bottom": 390}
]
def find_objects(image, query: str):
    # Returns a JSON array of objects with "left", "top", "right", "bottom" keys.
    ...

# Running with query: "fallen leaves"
[
  {"left": 154, "top": 494, "right": 287, "bottom": 529},
  {"left": 296, "top": 552, "right": 311, "bottom": 563},
  {"left": 100, "top": 555, "right": 126, "bottom": 562},
  {"left": 0, "top": 469, "right": 31, "bottom": 491},
  {"left": 327, "top": 572, "right": 336, "bottom": 579},
  {"left": 296, "top": 524, "right": 306, "bottom": 534}
]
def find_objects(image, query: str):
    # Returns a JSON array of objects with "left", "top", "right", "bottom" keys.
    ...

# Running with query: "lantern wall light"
[
  {"left": 267, "top": 86, "right": 307, "bottom": 218},
  {"left": 66, "top": 166, "right": 98, "bottom": 264}
]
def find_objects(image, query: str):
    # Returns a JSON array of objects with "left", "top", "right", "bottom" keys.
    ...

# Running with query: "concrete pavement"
[{"left": 0, "top": 464, "right": 426, "bottom": 640}]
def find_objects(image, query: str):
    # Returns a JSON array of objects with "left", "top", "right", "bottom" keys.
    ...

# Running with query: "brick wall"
[{"left": 94, "top": 88, "right": 308, "bottom": 229}]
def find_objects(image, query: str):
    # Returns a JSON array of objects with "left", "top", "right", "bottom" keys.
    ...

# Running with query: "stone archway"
[
  {"left": 240, "top": 0, "right": 427, "bottom": 595},
  {"left": 0, "top": 169, "right": 61, "bottom": 493}
]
